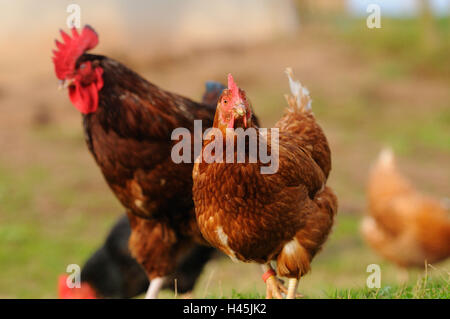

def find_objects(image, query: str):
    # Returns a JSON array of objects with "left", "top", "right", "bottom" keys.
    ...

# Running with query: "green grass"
[
  {"left": 0, "top": 160, "right": 120, "bottom": 298},
  {"left": 197, "top": 273, "right": 449, "bottom": 299},
  {"left": 333, "top": 17, "right": 450, "bottom": 79},
  {"left": 197, "top": 258, "right": 450, "bottom": 299},
  {"left": 328, "top": 276, "right": 449, "bottom": 299},
  {"left": 375, "top": 109, "right": 450, "bottom": 154},
  {"left": 208, "top": 280, "right": 449, "bottom": 299}
]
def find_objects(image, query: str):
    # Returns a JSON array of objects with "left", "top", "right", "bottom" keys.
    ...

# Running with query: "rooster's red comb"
[{"left": 52, "top": 25, "right": 99, "bottom": 80}]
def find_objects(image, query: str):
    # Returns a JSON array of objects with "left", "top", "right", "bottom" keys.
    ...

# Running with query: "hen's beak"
[
  {"left": 233, "top": 104, "right": 247, "bottom": 128},
  {"left": 234, "top": 105, "right": 245, "bottom": 116},
  {"left": 58, "top": 78, "right": 74, "bottom": 90}
]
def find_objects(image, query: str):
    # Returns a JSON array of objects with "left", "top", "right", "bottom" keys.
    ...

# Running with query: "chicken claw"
[
  {"left": 262, "top": 265, "right": 302, "bottom": 299},
  {"left": 265, "top": 275, "right": 284, "bottom": 299}
]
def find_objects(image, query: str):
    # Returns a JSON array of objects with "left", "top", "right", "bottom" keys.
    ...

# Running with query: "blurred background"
[{"left": 0, "top": 0, "right": 448, "bottom": 298}]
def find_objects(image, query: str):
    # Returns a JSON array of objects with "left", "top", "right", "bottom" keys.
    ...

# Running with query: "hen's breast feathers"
[{"left": 193, "top": 129, "right": 328, "bottom": 263}]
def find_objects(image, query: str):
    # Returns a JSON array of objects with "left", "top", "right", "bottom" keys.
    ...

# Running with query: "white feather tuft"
[{"left": 285, "top": 67, "right": 311, "bottom": 111}]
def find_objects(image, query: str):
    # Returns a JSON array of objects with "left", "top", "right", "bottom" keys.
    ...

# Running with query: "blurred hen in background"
[{"left": 362, "top": 149, "right": 450, "bottom": 275}]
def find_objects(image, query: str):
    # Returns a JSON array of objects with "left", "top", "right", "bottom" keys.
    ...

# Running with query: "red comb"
[
  {"left": 58, "top": 274, "right": 97, "bottom": 299},
  {"left": 52, "top": 25, "right": 99, "bottom": 80},
  {"left": 227, "top": 74, "right": 240, "bottom": 103}
]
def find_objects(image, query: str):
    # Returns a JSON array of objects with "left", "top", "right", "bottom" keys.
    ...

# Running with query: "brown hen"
[{"left": 193, "top": 70, "right": 337, "bottom": 298}]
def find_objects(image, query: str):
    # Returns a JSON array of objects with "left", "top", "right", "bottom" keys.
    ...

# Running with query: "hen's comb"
[
  {"left": 227, "top": 74, "right": 240, "bottom": 103},
  {"left": 52, "top": 25, "right": 99, "bottom": 80}
]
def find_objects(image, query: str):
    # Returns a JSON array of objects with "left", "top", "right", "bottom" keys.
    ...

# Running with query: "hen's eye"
[{"left": 223, "top": 99, "right": 228, "bottom": 104}]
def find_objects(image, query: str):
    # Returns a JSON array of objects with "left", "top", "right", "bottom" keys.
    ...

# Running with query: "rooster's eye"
[{"left": 80, "top": 63, "right": 86, "bottom": 69}]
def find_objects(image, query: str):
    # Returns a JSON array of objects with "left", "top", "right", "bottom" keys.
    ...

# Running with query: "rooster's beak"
[{"left": 58, "top": 78, "right": 74, "bottom": 90}]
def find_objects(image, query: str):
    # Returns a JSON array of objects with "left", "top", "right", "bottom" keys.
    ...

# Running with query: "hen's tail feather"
[{"left": 284, "top": 67, "right": 312, "bottom": 112}]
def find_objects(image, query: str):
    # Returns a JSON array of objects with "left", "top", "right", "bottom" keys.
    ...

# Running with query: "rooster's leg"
[
  {"left": 261, "top": 264, "right": 283, "bottom": 299},
  {"left": 145, "top": 277, "right": 165, "bottom": 299},
  {"left": 286, "top": 278, "right": 299, "bottom": 299}
]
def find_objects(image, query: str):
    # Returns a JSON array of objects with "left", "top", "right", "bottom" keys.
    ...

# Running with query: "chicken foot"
[
  {"left": 262, "top": 265, "right": 303, "bottom": 299},
  {"left": 262, "top": 265, "right": 286, "bottom": 299}
]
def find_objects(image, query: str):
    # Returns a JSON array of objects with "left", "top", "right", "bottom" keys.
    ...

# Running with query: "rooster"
[
  {"left": 192, "top": 70, "right": 337, "bottom": 299},
  {"left": 52, "top": 25, "right": 232, "bottom": 298},
  {"left": 362, "top": 149, "right": 450, "bottom": 271},
  {"left": 58, "top": 215, "right": 216, "bottom": 299}
]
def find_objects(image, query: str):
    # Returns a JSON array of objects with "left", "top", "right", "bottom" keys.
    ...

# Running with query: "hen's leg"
[
  {"left": 261, "top": 265, "right": 283, "bottom": 299},
  {"left": 145, "top": 277, "right": 166, "bottom": 299}
]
